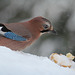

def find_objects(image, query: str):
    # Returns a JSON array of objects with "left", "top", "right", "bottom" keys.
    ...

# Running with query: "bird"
[{"left": 0, "top": 16, "right": 56, "bottom": 50}]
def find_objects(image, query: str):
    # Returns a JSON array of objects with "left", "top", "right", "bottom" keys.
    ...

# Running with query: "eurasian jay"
[{"left": 0, "top": 16, "right": 56, "bottom": 50}]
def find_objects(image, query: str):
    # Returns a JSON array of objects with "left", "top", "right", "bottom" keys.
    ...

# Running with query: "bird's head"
[{"left": 29, "top": 16, "right": 56, "bottom": 35}]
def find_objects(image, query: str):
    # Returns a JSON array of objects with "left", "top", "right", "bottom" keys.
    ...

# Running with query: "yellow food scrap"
[
  {"left": 66, "top": 53, "right": 75, "bottom": 60},
  {"left": 49, "top": 53, "right": 74, "bottom": 68}
]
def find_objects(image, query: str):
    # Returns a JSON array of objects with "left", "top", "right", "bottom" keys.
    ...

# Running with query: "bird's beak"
[
  {"left": 50, "top": 30, "right": 56, "bottom": 34},
  {"left": 49, "top": 25, "right": 56, "bottom": 34}
]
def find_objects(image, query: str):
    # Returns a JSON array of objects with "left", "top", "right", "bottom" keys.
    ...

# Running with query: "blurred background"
[{"left": 0, "top": 0, "right": 75, "bottom": 58}]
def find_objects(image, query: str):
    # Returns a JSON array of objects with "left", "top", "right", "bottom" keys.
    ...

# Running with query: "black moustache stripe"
[{"left": 40, "top": 30, "right": 50, "bottom": 33}]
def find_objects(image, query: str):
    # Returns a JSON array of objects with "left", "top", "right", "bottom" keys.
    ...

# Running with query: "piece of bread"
[{"left": 49, "top": 53, "right": 75, "bottom": 68}]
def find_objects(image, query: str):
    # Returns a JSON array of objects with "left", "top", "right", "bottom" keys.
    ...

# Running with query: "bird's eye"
[{"left": 43, "top": 24, "right": 49, "bottom": 29}]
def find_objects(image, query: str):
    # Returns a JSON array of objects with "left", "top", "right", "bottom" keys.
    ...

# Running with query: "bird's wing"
[
  {"left": 0, "top": 23, "right": 32, "bottom": 40},
  {"left": 0, "top": 23, "right": 33, "bottom": 50}
]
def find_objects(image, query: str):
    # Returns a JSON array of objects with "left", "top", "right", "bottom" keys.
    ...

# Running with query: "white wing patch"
[{"left": 0, "top": 27, "right": 6, "bottom": 35}]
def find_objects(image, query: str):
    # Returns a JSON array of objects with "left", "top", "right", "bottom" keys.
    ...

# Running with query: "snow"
[{"left": 0, "top": 46, "right": 75, "bottom": 75}]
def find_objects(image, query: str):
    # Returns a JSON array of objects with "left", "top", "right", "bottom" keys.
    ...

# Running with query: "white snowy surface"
[{"left": 0, "top": 46, "right": 75, "bottom": 75}]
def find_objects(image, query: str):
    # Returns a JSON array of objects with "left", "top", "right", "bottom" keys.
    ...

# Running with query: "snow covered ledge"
[{"left": 0, "top": 46, "right": 75, "bottom": 75}]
